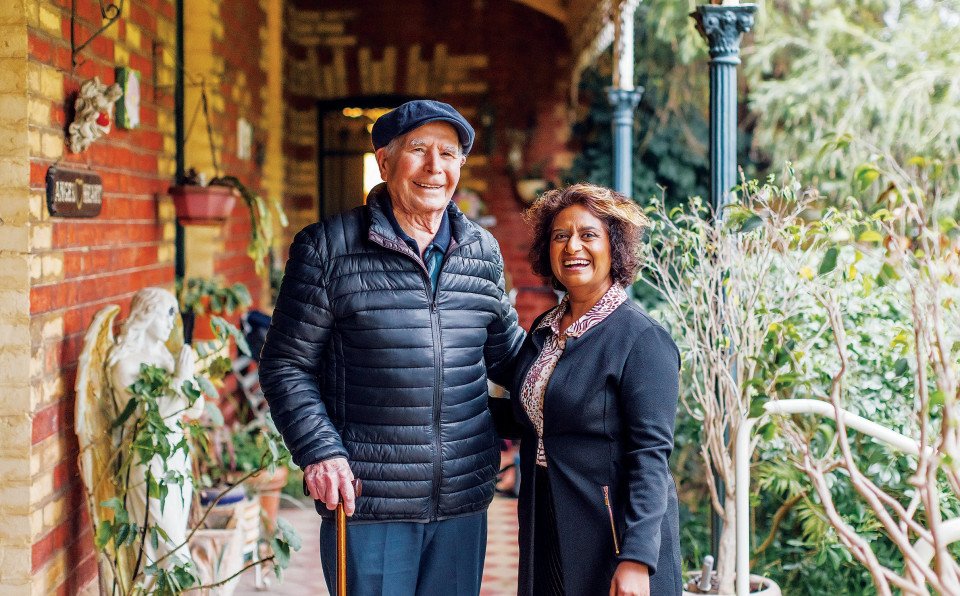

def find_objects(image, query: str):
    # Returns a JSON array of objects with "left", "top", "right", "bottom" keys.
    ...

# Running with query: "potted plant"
[
  {"left": 641, "top": 172, "right": 823, "bottom": 594},
  {"left": 200, "top": 415, "right": 292, "bottom": 533},
  {"left": 178, "top": 277, "right": 252, "bottom": 342},
  {"left": 210, "top": 175, "right": 288, "bottom": 276},
  {"left": 169, "top": 168, "right": 239, "bottom": 226}
]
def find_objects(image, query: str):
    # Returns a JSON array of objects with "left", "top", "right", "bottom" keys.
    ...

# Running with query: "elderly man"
[{"left": 259, "top": 100, "right": 524, "bottom": 595}]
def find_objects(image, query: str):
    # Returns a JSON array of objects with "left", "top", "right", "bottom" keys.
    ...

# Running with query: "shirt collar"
[
  {"left": 537, "top": 284, "right": 629, "bottom": 338},
  {"left": 383, "top": 194, "right": 451, "bottom": 256}
]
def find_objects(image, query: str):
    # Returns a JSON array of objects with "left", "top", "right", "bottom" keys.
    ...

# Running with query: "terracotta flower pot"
[
  {"left": 169, "top": 184, "right": 237, "bottom": 225},
  {"left": 682, "top": 573, "right": 781, "bottom": 596}
]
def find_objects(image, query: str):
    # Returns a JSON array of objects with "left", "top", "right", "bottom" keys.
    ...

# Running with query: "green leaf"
[
  {"left": 111, "top": 397, "right": 139, "bottom": 429},
  {"left": 204, "top": 401, "right": 225, "bottom": 426},
  {"left": 750, "top": 395, "right": 769, "bottom": 418},
  {"left": 931, "top": 390, "right": 946, "bottom": 407},
  {"left": 858, "top": 230, "right": 883, "bottom": 243},
  {"left": 740, "top": 214, "right": 763, "bottom": 233},
  {"left": 854, "top": 164, "right": 880, "bottom": 190},
  {"left": 197, "top": 375, "right": 219, "bottom": 399},
  {"left": 894, "top": 358, "right": 909, "bottom": 377},
  {"left": 277, "top": 516, "right": 302, "bottom": 551},
  {"left": 819, "top": 247, "right": 839, "bottom": 275},
  {"left": 94, "top": 520, "right": 113, "bottom": 549},
  {"left": 876, "top": 263, "right": 900, "bottom": 286}
]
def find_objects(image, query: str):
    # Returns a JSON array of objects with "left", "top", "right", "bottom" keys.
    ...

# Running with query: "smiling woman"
[{"left": 512, "top": 183, "right": 682, "bottom": 596}]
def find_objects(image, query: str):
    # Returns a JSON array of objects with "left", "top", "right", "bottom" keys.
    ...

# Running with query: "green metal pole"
[
  {"left": 608, "top": 88, "right": 643, "bottom": 196},
  {"left": 174, "top": 0, "right": 185, "bottom": 279},
  {"left": 694, "top": 4, "right": 756, "bottom": 213},
  {"left": 693, "top": 1, "right": 756, "bottom": 564}
]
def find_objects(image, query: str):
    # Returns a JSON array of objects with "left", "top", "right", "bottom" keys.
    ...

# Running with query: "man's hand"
[
  {"left": 609, "top": 561, "right": 650, "bottom": 596},
  {"left": 304, "top": 457, "right": 356, "bottom": 516}
]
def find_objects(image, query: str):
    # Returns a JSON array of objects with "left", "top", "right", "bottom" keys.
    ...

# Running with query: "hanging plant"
[{"left": 209, "top": 175, "right": 288, "bottom": 275}]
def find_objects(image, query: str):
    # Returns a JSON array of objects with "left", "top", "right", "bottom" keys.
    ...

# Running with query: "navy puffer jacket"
[{"left": 259, "top": 184, "right": 525, "bottom": 522}]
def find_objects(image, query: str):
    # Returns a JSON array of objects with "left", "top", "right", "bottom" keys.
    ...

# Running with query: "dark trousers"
[{"left": 319, "top": 512, "right": 487, "bottom": 596}]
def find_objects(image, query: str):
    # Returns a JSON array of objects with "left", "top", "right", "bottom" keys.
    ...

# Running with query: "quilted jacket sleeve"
[
  {"left": 258, "top": 226, "right": 349, "bottom": 469},
  {"left": 617, "top": 323, "right": 680, "bottom": 573},
  {"left": 482, "top": 239, "right": 525, "bottom": 387}
]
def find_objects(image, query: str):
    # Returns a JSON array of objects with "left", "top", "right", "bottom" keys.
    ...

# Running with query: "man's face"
[{"left": 376, "top": 121, "right": 464, "bottom": 217}]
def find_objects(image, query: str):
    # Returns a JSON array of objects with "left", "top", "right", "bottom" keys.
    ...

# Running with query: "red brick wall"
[
  {"left": 28, "top": 2, "right": 177, "bottom": 592},
  {"left": 26, "top": 0, "right": 271, "bottom": 592}
]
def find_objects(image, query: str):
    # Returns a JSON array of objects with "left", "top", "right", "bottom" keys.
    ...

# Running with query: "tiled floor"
[{"left": 235, "top": 496, "right": 519, "bottom": 595}]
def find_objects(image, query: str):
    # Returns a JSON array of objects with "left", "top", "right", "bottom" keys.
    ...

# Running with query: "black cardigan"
[{"left": 509, "top": 299, "right": 682, "bottom": 596}]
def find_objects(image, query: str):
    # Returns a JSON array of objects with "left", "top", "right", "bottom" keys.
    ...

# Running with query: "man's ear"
[{"left": 375, "top": 147, "right": 389, "bottom": 177}]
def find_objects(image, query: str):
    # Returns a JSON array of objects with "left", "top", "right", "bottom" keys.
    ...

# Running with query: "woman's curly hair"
[{"left": 524, "top": 183, "right": 649, "bottom": 291}]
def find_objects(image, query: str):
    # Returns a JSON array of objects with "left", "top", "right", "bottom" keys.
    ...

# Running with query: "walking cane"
[{"left": 336, "top": 479, "right": 362, "bottom": 596}]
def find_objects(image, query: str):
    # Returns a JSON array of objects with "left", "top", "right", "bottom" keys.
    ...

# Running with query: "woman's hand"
[{"left": 609, "top": 561, "right": 650, "bottom": 596}]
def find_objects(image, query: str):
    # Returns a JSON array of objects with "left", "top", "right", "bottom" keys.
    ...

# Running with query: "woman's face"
[{"left": 549, "top": 204, "right": 613, "bottom": 298}]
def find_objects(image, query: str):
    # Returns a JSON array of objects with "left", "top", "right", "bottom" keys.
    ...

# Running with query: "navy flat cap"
[{"left": 372, "top": 100, "right": 475, "bottom": 155}]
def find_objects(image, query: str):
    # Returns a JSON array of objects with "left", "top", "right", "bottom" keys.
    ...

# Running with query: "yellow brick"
[
  {"left": 38, "top": 68, "right": 62, "bottom": 102},
  {"left": 126, "top": 22, "right": 141, "bottom": 50},
  {"left": 0, "top": 506, "right": 31, "bottom": 544},
  {"left": 157, "top": 244, "right": 173, "bottom": 263},
  {"left": 0, "top": 415, "right": 29, "bottom": 463},
  {"left": 41, "top": 497, "right": 64, "bottom": 535},
  {"left": 30, "top": 434, "right": 63, "bottom": 478},
  {"left": 26, "top": 98, "right": 47, "bottom": 126},
  {"left": 0, "top": 26, "right": 27, "bottom": 59},
  {"left": 162, "top": 221, "right": 175, "bottom": 241},
  {"left": 41, "top": 315, "right": 62, "bottom": 343},
  {"left": 0, "top": 157, "right": 27, "bottom": 189},
  {"left": 0, "top": 96, "right": 27, "bottom": 123},
  {"left": 0, "top": 59, "right": 26, "bottom": 94},
  {"left": 0, "top": 254, "right": 30, "bottom": 287},
  {"left": 26, "top": 65, "right": 39, "bottom": 94},
  {"left": 27, "top": 254, "right": 40, "bottom": 281},
  {"left": 29, "top": 192, "right": 43, "bottom": 220},
  {"left": 0, "top": 324, "right": 29, "bottom": 351},
  {"left": 0, "top": 384, "right": 30, "bottom": 417},
  {"left": 27, "top": 128, "right": 39, "bottom": 155},
  {"left": 0, "top": 456, "right": 29, "bottom": 485},
  {"left": 0, "top": 545, "right": 31, "bottom": 585},
  {"left": 39, "top": 132, "right": 61, "bottom": 160},
  {"left": 40, "top": 253, "right": 62, "bottom": 279},
  {"left": 113, "top": 44, "right": 129, "bottom": 66},
  {"left": 28, "top": 468, "right": 54, "bottom": 505},
  {"left": 37, "top": 5, "right": 59, "bottom": 36},
  {"left": 0, "top": 227, "right": 29, "bottom": 253},
  {"left": 30, "top": 222, "right": 51, "bottom": 250}
]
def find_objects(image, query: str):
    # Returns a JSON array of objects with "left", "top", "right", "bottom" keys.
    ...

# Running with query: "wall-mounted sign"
[
  {"left": 115, "top": 66, "right": 141, "bottom": 129},
  {"left": 46, "top": 166, "right": 103, "bottom": 217}
]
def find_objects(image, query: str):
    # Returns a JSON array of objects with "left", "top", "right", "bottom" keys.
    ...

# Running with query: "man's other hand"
[{"left": 305, "top": 457, "right": 356, "bottom": 516}]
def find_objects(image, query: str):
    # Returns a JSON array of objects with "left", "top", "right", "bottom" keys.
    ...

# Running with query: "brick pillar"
[{"left": 0, "top": 1, "right": 34, "bottom": 593}]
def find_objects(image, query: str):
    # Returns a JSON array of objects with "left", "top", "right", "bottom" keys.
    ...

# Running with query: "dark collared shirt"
[{"left": 384, "top": 198, "right": 451, "bottom": 292}]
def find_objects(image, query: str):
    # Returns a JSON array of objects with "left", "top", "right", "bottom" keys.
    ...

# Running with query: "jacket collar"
[{"left": 366, "top": 183, "right": 480, "bottom": 253}]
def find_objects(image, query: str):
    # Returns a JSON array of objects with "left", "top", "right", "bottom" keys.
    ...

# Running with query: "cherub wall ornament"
[{"left": 68, "top": 76, "right": 122, "bottom": 154}]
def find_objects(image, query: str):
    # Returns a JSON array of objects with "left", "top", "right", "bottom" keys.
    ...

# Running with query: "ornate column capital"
[
  {"left": 693, "top": 4, "right": 757, "bottom": 63},
  {"left": 607, "top": 88, "right": 643, "bottom": 110}
]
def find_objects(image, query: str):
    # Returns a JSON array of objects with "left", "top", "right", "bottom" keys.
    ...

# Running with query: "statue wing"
[{"left": 74, "top": 305, "right": 123, "bottom": 586}]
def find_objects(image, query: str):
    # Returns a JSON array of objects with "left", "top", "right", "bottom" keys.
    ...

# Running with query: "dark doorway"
[{"left": 316, "top": 95, "right": 417, "bottom": 220}]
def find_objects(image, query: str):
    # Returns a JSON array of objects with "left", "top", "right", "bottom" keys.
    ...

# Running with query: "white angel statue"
[{"left": 76, "top": 287, "right": 205, "bottom": 591}]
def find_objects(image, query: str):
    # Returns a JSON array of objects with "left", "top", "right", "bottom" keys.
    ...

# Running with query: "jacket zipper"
[
  {"left": 368, "top": 227, "right": 479, "bottom": 520},
  {"left": 602, "top": 485, "right": 620, "bottom": 555}
]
